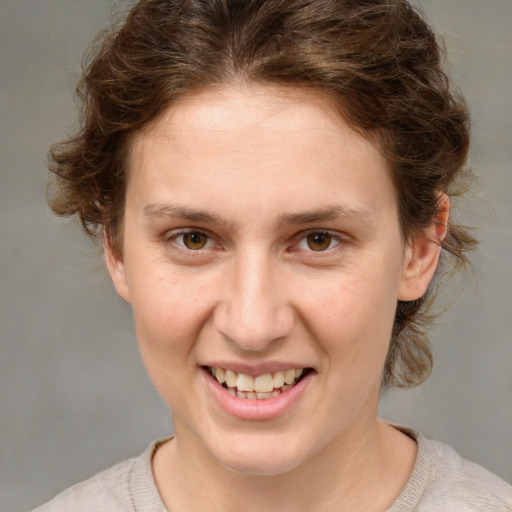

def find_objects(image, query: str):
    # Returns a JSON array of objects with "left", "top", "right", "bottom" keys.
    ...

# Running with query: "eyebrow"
[
  {"left": 277, "top": 206, "right": 374, "bottom": 227},
  {"left": 143, "top": 203, "right": 227, "bottom": 225},
  {"left": 143, "top": 203, "right": 374, "bottom": 228}
]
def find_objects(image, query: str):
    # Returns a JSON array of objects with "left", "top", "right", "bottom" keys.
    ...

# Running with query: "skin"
[{"left": 106, "top": 85, "right": 447, "bottom": 511}]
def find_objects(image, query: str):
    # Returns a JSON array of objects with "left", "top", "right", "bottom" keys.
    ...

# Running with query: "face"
[{"left": 107, "top": 85, "right": 438, "bottom": 475}]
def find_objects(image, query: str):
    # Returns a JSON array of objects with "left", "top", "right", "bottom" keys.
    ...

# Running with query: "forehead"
[
  {"left": 135, "top": 86, "right": 353, "bottom": 153},
  {"left": 126, "top": 85, "right": 396, "bottom": 225}
]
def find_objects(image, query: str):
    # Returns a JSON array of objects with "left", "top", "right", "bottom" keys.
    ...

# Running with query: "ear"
[
  {"left": 398, "top": 194, "right": 450, "bottom": 301},
  {"left": 104, "top": 237, "right": 131, "bottom": 303}
]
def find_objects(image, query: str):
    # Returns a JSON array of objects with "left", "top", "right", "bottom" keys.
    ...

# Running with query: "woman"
[{"left": 34, "top": 0, "right": 512, "bottom": 510}]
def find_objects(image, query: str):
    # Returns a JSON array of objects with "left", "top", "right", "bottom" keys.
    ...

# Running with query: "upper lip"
[{"left": 201, "top": 361, "right": 314, "bottom": 376}]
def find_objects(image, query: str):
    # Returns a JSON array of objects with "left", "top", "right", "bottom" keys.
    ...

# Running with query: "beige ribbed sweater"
[{"left": 33, "top": 428, "right": 512, "bottom": 511}]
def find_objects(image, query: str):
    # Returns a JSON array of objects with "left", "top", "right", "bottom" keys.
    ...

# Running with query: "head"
[{"left": 49, "top": 0, "right": 474, "bottom": 392}]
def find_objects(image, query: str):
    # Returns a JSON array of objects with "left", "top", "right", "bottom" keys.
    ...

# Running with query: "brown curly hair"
[{"left": 48, "top": 0, "right": 476, "bottom": 389}]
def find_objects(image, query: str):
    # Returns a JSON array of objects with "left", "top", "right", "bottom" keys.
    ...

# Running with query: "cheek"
[
  {"left": 128, "top": 273, "right": 214, "bottom": 414},
  {"left": 296, "top": 263, "right": 399, "bottom": 377},
  {"left": 128, "top": 264, "right": 214, "bottom": 368},
  {"left": 302, "top": 268, "right": 398, "bottom": 335}
]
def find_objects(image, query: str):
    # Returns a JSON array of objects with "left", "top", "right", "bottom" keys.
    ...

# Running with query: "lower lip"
[{"left": 202, "top": 368, "right": 314, "bottom": 421}]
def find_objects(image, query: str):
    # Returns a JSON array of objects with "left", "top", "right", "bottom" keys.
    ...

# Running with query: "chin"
[{"left": 212, "top": 436, "right": 309, "bottom": 477}]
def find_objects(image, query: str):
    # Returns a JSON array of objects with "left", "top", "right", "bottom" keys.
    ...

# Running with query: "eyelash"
[{"left": 163, "top": 229, "right": 345, "bottom": 256}]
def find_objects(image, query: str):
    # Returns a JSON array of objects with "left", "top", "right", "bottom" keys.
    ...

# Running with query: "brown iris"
[
  {"left": 183, "top": 231, "right": 208, "bottom": 250},
  {"left": 307, "top": 232, "right": 332, "bottom": 251}
]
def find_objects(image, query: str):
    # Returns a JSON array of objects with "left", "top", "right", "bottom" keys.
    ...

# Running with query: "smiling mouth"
[{"left": 205, "top": 366, "right": 312, "bottom": 400}]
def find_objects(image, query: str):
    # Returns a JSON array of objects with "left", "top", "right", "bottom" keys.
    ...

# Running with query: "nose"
[{"left": 213, "top": 251, "right": 294, "bottom": 352}]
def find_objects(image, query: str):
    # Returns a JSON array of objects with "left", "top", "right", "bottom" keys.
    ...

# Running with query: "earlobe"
[
  {"left": 104, "top": 238, "right": 132, "bottom": 303},
  {"left": 398, "top": 194, "right": 450, "bottom": 301}
]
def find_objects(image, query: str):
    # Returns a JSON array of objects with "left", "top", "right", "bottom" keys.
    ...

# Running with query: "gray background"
[{"left": 0, "top": 1, "right": 511, "bottom": 510}]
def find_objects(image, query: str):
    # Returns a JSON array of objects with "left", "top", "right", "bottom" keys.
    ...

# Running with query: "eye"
[
  {"left": 296, "top": 231, "right": 341, "bottom": 252},
  {"left": 169, "top": 230, "right": 214, "bottom": 251}
]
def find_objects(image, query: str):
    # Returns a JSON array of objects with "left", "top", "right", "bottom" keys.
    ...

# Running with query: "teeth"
[
  {"left": 209, "top": 366, "right": 308, "bottom": 399},
  {"left": 216, "top": 367, "right": 226, "bottom": 384},
  {"left": 254, "top": 373, "right": 273, "bottom": 393},
  {"left": 284, "top": 369, "right": 296, "bottom": 385},
  {"left": 273, "top": 370, "right": 285, "bottom": 388},
  {"left": 225, "top": 370, "right": 237, "bottom": 388},
  {"left": 236, "top": 373, "right": 254, "bottom": 392}
]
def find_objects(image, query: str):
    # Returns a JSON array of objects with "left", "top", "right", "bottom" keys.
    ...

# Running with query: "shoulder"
[
  {"left": 389, "top": 427, "right": 512, "bottom": 512},
  {"left": 31, "top": 440, "right": 168, "bottom": 512},
  {"left": 31, "top": 458, "right": 137, "bottom": 512}
]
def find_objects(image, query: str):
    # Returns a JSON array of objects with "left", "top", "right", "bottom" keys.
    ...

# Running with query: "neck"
[{"left": 153, "top": 413, "right": 416, "bottom": 512}]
